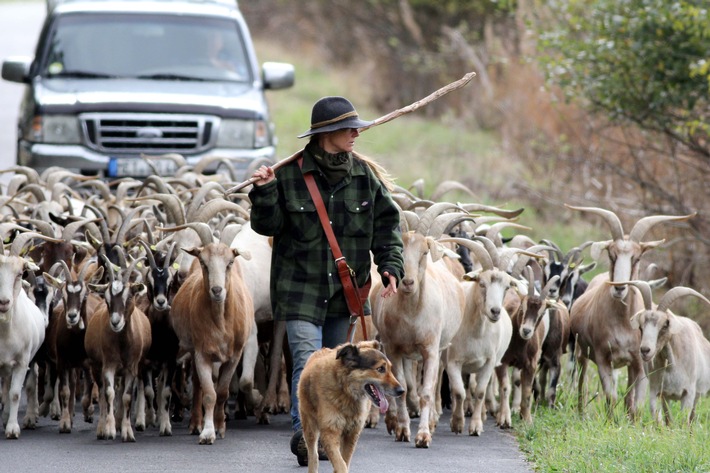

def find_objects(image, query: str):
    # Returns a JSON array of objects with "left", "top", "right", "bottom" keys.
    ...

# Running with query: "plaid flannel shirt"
[{"left": 249, "top": 148, "right": 404, "bottom": 325}]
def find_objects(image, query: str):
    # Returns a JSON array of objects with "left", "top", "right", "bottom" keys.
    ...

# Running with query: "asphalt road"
[
  {"left": 0, "top": 2, "right": 534, "bottom": 472},
  {"left": 0, "top": 403, "right": 533, "bottom": 473}
]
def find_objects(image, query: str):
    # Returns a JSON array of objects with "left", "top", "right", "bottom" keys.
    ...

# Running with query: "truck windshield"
[{"left": 41, "top": 13, "right": 251, "bottom": 82}]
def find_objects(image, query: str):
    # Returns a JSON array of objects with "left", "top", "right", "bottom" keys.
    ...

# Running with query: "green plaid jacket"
[{"left": 249, "top": 148, "right": 404, "bottom": 325}]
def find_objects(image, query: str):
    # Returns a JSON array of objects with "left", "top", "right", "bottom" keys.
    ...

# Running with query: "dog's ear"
[
  {"left": 336, "top": 344, "right": 360, "bottom": 369},
  {"left": 356, "top": 340, "right": 382, "bottom": 352}
]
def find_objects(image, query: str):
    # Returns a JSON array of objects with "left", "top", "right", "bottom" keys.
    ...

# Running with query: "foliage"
[{"left": 536, "top": 0, "right": 710, "bottom": 157}]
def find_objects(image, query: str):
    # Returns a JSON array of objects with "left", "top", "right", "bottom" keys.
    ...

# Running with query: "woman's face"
[{"left": 319, "top": 128, "right": 360, "bottom": 154}]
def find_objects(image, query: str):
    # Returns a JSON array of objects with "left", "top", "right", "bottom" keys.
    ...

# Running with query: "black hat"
[{"left": 297, "top": 96, "right": 373, "bottom": 138}]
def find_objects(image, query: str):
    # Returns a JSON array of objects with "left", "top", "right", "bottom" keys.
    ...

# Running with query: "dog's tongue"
[{"left": 374, "top": 385, "right": 389, "bottom": 414}]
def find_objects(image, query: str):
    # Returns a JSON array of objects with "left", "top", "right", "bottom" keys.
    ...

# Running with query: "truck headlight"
[
  {"left": 27, "top": 115, "right": 81, "bottom": 144},
  {"left": 216, "top": 119, "right": 270, "bottom": 148}
]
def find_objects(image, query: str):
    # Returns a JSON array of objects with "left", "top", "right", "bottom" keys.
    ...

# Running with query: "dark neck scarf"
[{"left": 306, "top": 141, "right": 353, "bottom": 186}]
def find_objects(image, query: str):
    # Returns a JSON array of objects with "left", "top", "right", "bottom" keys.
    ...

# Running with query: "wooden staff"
[{"left": 225, "top": 71, "right": 476, "bottom": 195}]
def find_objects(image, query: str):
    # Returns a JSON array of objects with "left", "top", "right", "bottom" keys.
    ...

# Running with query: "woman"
[{"left": 249, "top": 96, "right": 404, "bottom": 466}]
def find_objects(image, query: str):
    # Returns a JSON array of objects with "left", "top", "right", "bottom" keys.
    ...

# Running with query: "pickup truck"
[{"left": 1, "top": 0, "right": 294, "bottom": 179}]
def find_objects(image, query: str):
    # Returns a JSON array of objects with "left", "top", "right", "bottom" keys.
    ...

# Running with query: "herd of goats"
[{"left": 0, "top": 155, "right": 708, "bottom": 449}]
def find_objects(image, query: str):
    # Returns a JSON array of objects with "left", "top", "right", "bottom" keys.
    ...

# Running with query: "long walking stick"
[{"left": 224, "top": 71, "right": 476, "bottom": 195}]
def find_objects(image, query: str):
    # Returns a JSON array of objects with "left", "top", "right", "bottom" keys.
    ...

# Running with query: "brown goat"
[
  {"left": 84, "top": 254, "right": 152, "bottom": 442},
  {"left": 567, "top": 205, "right": 695, "bottom": 420},
  {"left": 166, "top": 222, "right": 254, "bottom": 445}
]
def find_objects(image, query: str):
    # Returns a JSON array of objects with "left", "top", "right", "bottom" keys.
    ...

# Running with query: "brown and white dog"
[{"left": 298, "top": 340, "right": 404, "bottom": 473}]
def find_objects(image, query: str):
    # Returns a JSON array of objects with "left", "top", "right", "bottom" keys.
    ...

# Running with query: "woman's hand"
[
  {"left": 252, "top": 165, "right": 275, "bottom": 186},
  {"left": 380, "top": 271, "right": 398, "bottom": 298}
]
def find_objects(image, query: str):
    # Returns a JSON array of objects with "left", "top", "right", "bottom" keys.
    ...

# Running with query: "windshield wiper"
[
  {"left": 135, "top": 73, "right": 209, "bottom": 81},
  {"left": 49, "top": 70, "right": 118, "bottom": 79}
]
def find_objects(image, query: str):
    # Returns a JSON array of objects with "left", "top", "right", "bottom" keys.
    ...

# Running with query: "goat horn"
[
  {"left": 472, "top": 236, "right": 501, "bottom": 269},
  {"left": 185, "top": 181, "right": 226, "bottom": 222},
  {"left": 129, "top": 194, "right": 185, "bottom": 227},
  {"left": 399, "top": 210, "right": 420, "bottom": 233},
  {"left": 417, "top": 202, "right": 467, "bottom": 236},
  {"left": 113, "top": 205, "right": 150, "bottom": 246},
  {"left": 430, "top": 180, "right": 477, "bottom": 201},
  {"left": 61, "top": 218, "right": 101, "bottom": 242},
  {"left": 458, "top": 203, "right": 524, "bottom": 219},
  {"left": 628, "top": 213, "right": 697, "bottom": 243},
  {"left": 156, "top": 223, "right": 214, "bottom": 247},
  {"left": 9, "top": 232, "right": 63, "bottom": 257},
  {"left": 1, "top": 166, "right": 41, "bottom": 185},
  {"left": 485, "top": 222, "right": 532, "bottom": 247},
  {"left": 441, "top": 215, "right": 478, "bottom": 237},
  {"left": 439, "top": 237, "right": 494, "bottom": 271},
  {"left": 609, "top": 280, "right": 652, "bottom": 311},
  {"left": 565, "top": 204, "right": 624, "bottom": 241},
  {"left": 17, "top": 218, "right": 57, "bottom": 238},
  {"left": 138, "top": 239, "right": 158, "bottom": 270},
  {"left": 164, "top": 241, "right": 177, "bottom": 270},
  {"left": 657, "top": 286, "right": 710, "bottom": 313},
  {"left": 525, "top": 266, "right": 536, "bottom": 297},
  {"left": 192, "top": 199, "right": 250, "bottom": 223}
]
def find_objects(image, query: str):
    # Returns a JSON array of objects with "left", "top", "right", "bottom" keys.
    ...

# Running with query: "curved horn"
[
  {"left": 458, "top": 203, "right": 524, "bottom": 219},
  {"left": 628, "top": 213, "right": 697, "bottom": 243},
  {"left": 565, "top": 204, "right": 624, "bottom": 241},
  {"left": 18, "top": 218, "right": 57, "bottom": 238},
  {"left": 191, "top": 198, "right": 250, "bottom": 223},
  {"left": 100, "top": 253, "right": 116, "bottom": 287},
  {"left": 439, "top": 237, "right": 494, "bottom": 271},
  {"left": 417, "top": 202, "right": 467, "bottom": 236},
  {"left": 657, "top": 286, "right": 710, "bottom": 313},
  {"left": 113, "top": 205, "right": 150, "bottom": 246},
  {"left": 163, "top": 241, "right": 177, "bottom": 270},
  {"left": 156, "top": 223, "right": 214, "bottom": 247},
  {"left": 129, "top": 194, "right": 185, "bottom": 226},
  {"left": 123, "top": 255, "right": 145, "bottom": 286},
  {"left": 138, "top": 239, "right": 158, "bottom": 270},
  {"left": 61, "top": 218, "right": 101, "bottom": 242},
  {"left": 485, "top": 222, "right": 532, "bottom": 247},
  {"left": 9, "top": 232, "right": 63, "bottom": 257},
  {"left": 428, "top": 212, "right": 473, "bottom": 239},
  {"left": 472, "top": 236, "right": 501, "bottom": 268},
  {"left": 609, "top": 280, "right": 653, "bottom": 311},
  {"left": 185, "top": 181, "right": 225, "bottom": 221},
  {"left": 525, "top": 266, "right": 536, "bottom": 298},
  {"left": 430, "top": 180, "right": 477, "bottom": 201},
  {"left": 399, "top": 210, "right": 420, "bottom": 233}
]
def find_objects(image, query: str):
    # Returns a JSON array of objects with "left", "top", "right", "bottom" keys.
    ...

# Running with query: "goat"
[
  {"left": 496, "top": 266, "right": 559, "bottom": 426},
  {"left": 165, "top": 222, "right": 254, "bottom": 445},
  {"left": 566, "top": 205, "right": 695, "bottom": 419},
  {"left": 439, "top": 237, "right": 517, "bottom": 436},
  {"left": 44, "top": 259, "right": 104, "bottom": 432},
  {"left": 371, "top": 203, "right": 466, "bottom": 448},
  {"left": 0, "top": 252, "right": 46, "bottom": 439},
  {"left": 614, "top": 280, "right": 710, "bottom": 425},
  {"left": 84, "top": 254, "right": 152, "bottom": 442}
]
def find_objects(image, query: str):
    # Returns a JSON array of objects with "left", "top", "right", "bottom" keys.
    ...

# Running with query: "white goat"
[
  {"left": 0, "top": 254, "right": 46, "bottom": 439},
  {"left": 371, "top": 204, "right": 466, "bottom": 448},
  {"left": 567, "top": 205, "right": 695, "bottom": 419},
  {"left": 439, "top": 237, "right": 516, "bottom": 436},
  {"left": 616, "top": 280, "right": 710, "bottom": 425}
]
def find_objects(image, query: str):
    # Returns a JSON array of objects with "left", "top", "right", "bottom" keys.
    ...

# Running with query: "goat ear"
[
  {"left": 42, "top": 272, "right": 64, "bottom": 289},
  {"left": 233, "top": 247, "right": 251, "bottom": 261},
  {"left": 24, "top": 260, "right": 40, "bottom": 273},
  {"left": 579, "top": 262, "right": 597, "bottom": 275},
  {"left": 427, "top": 237, "right": 444, "bottom": 262},
  {"left": 590, "top": 241, "right": 611, "bottom": 261},
  {"left": 641, "top": 239, "right": 665, "bottom": 252},
  {"left": 182, "top": 247, "right": 201, "bottom": 257},
  {"left": 462, "top": 269, "right": 481, "bottom": 282},
  {"left": 630, "top": 311, "right": 643, "bottom": 330},
  {"left": 336, "top": 344, "right": 360, "bottom": 368},
  {"left": 131, "top": 283, "right": 147, "bottom": 297}
]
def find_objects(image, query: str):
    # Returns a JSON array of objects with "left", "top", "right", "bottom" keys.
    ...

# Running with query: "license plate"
[{"left": 108, "top": 157, "right": 177, "bottom": 177}]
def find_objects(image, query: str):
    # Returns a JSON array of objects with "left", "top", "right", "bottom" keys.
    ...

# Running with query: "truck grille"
[{"left": 81, "top": 113, "right": 215, "bottom": 154}]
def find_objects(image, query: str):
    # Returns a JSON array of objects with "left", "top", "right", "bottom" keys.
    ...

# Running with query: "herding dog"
[{"left": 298, "top": 340, "right": 404, "bottom": 473}]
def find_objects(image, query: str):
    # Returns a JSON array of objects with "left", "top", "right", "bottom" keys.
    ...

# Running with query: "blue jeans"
[{"left": 287, "top": 317, "right": 351, "bottom": 432}]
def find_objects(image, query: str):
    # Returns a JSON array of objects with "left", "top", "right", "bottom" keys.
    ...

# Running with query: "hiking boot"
[{"left": 290, "top": 429, "right": 328, "bottom": 466}]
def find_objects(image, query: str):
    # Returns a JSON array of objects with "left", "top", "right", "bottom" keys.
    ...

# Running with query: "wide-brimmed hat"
[{"left": 297, "top": 96, "right": 373, "bottom": 138}]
